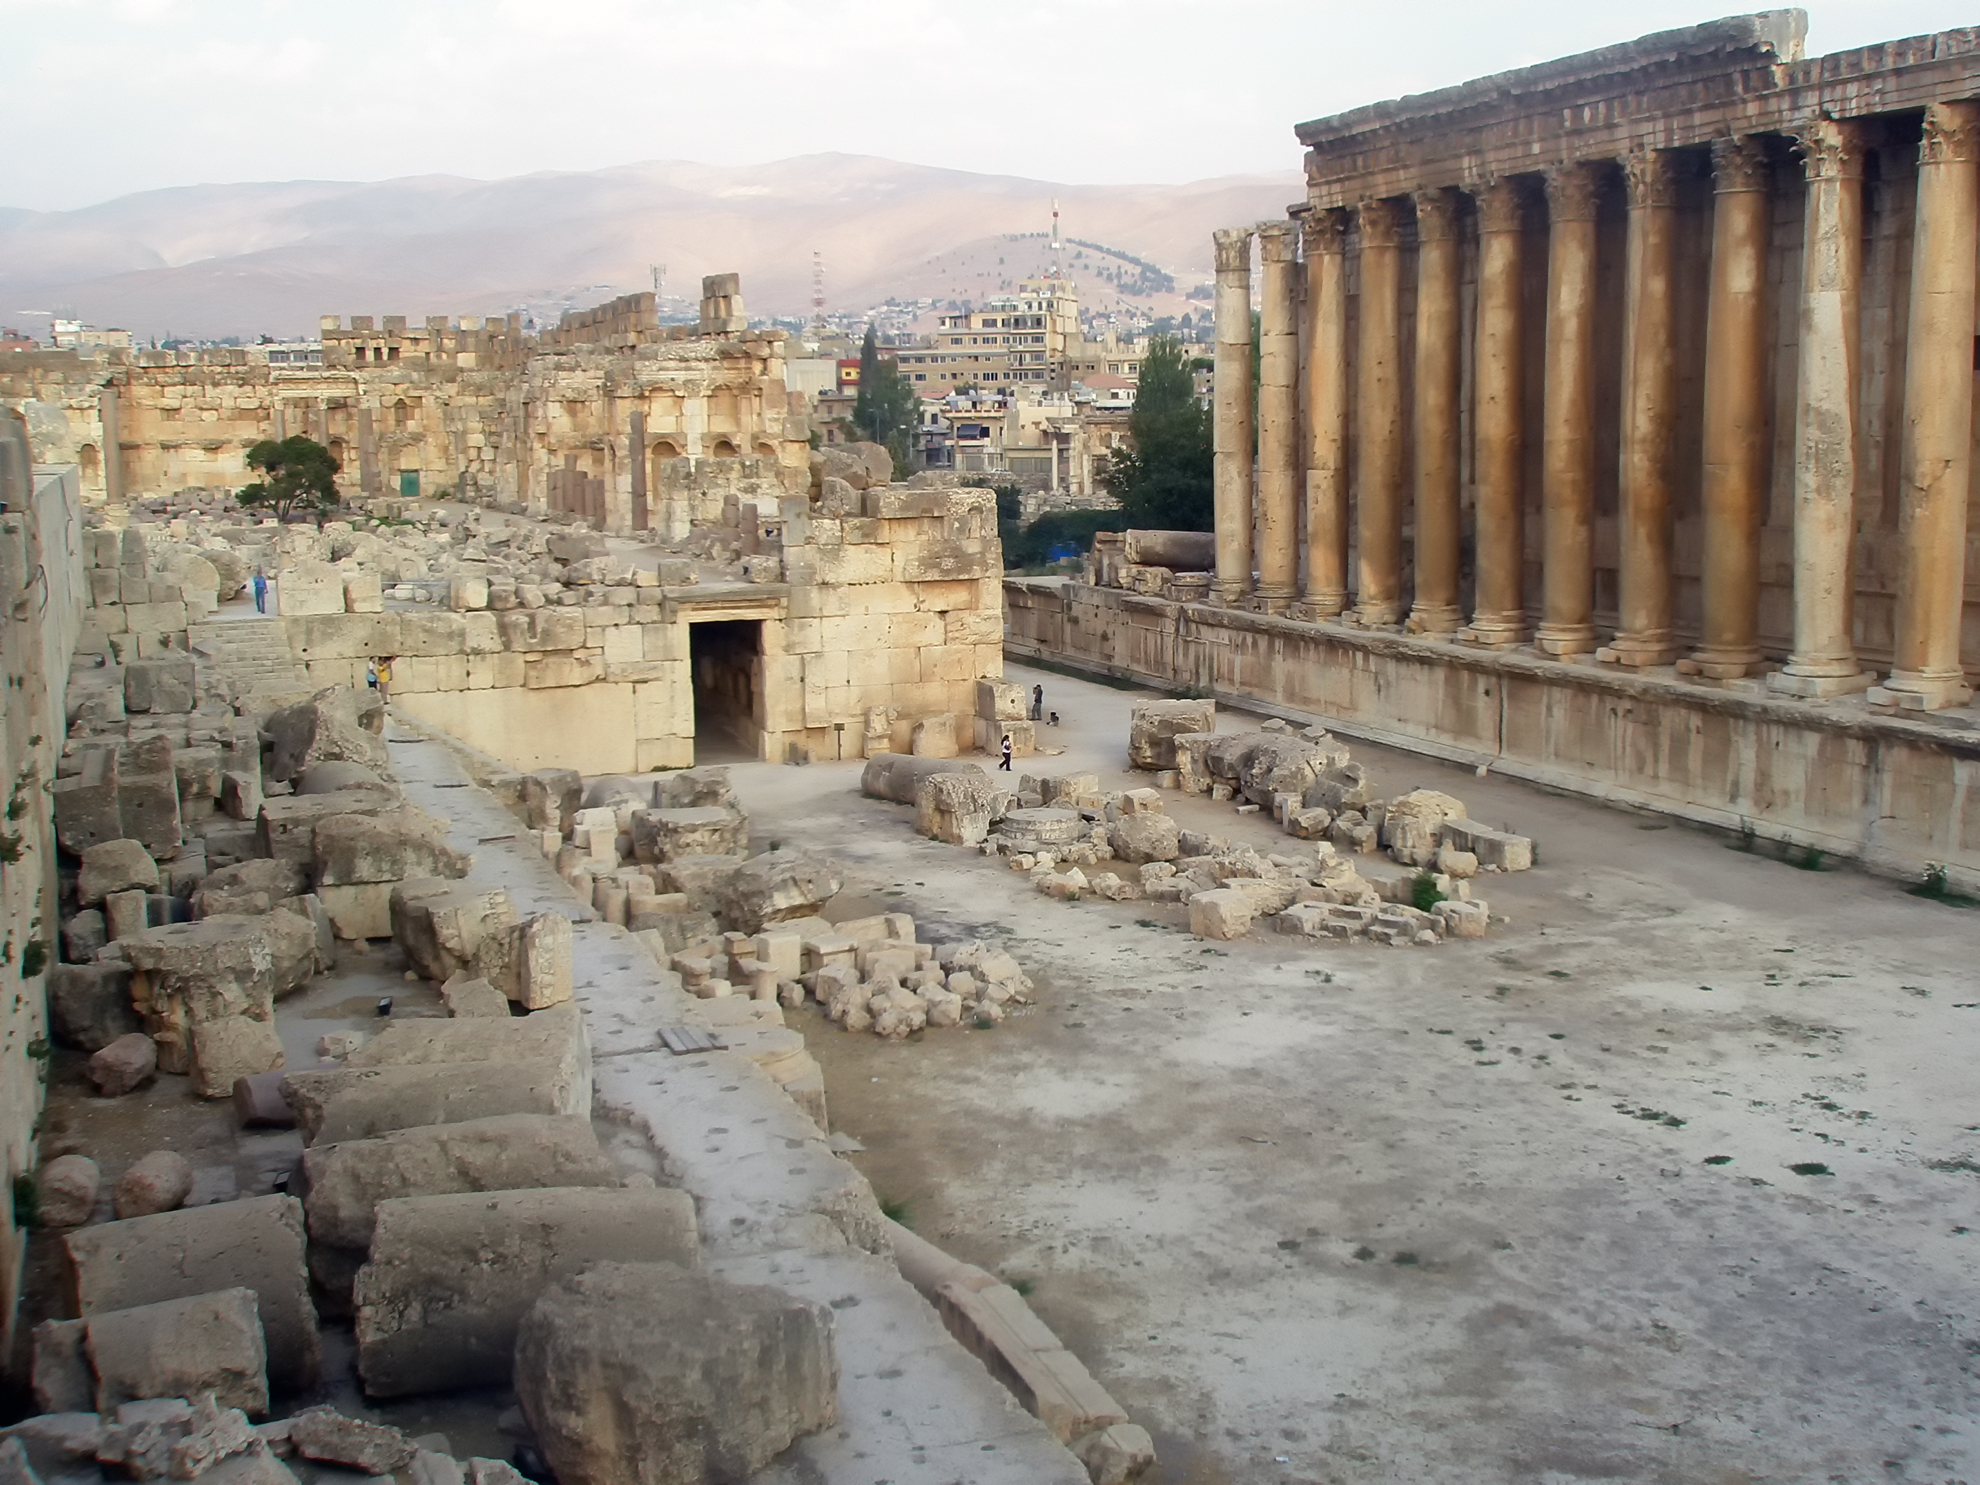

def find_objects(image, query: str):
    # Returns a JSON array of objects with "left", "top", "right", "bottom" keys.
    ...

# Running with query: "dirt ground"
[{"left": 732, "top": 659, "right": 1980, "bottom": 1485}]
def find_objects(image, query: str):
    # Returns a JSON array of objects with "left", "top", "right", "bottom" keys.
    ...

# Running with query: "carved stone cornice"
[
  {"left": 1623, "top": 149, "right": 1679, "bottom": 210},
  {"left": 1545, "top": 162, "right": 1599, "bottom": 223},
  {"left": 1213, "top": 227, "right": 1255, "bottom": 274},
  {"left": 1257, "top": 219, "right": 1296, "bottom": 263},
  {"left": 1413, "top": 187, "right": 1461, "bottom": 242},
  {"left": 1710, "top": 135, "right": 1770, "bottom": 193},
  {"left": 1357, "top": 198, "right": 1405, "bottom": 250},
  {"left": 1921, "top": 100, "right": 1980, "bottom": 166},
  {"left": 1474, "top": 178, "right": 1525, "bottom": 235},
  {"left": 1301, "top": 208, "right": 1348, "bottom": 257}
]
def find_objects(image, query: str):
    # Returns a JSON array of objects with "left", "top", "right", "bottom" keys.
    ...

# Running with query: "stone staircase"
[{"left": 186, "top": 618, "right": 314, "bottom": 707}]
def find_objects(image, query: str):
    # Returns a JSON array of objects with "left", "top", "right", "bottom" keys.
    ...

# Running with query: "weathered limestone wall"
[
  {"left": 1005, "top": 578, "right": 1980, "bottom": 884},
  {"left": 296, "top": 487, "right": 1003, "bottom": 773},
  {"left": 0, "top": 423, "right": 87, "bottom": 1352}
]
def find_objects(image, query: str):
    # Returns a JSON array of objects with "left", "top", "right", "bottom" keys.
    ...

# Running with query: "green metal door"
[{"left": 398, "top": 470, "right": 420, "bottom": 499}]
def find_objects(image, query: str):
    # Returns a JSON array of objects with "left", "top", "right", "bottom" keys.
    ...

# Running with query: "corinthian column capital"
[
  {"left": 1794, "top": 117, "right": 1866, "bottom": 181},
  {"left": 1474, "top": 178, "right": 1524, "bottom": 235},
  {"left": 1357, "top": 198, "right": 1405, "bottom": 249},
  {"left": 1920, "top": 100, "right": 1980, "bottom": 165},
  {"left": 1301, "top": 208, "right": 1347, "bottom": 257},
  {"left": 1546, "top": 161, "right": 1600, "bottom": 222},
  {"left": 1212, "top": 226, "right": 1254, "bottom": 274},
  {"left": 1711, "top": 135, "right": 1771, "bottom": 193},
  {"left": 1257, "top": 219, "right": 1296, "bottom": 262},
  {"left": 1623, "top": 149, "right": 1679, "bottom": 210},
  {"left": 1413, "top": 187, "right": 1461, "bottom": 242}
]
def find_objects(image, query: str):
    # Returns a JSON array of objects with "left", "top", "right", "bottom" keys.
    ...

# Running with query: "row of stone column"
[{"left": 1211, "top": 101, "right": 1980, "bottom": 708}]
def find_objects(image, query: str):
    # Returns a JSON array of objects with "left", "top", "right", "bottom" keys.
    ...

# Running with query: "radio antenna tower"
[
  {"left": 1049, "top": 198, "right": 1063, "bottom": 278},
  {"left": 650, "top": 263, "right": 666, "bottom": 303},
  {"left": 811, "top": 250, "right": 827, "bottom": 328}
]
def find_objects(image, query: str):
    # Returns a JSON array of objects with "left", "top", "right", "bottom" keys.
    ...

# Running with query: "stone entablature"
[{"left": 1208, "top": 12, "right": 1980, "bottom": 715}]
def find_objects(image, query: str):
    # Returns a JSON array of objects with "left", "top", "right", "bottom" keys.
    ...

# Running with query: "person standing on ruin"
[
  {"left": 374, "top": 657, "right": 393, "bottom": 705},
  {"left": 1029, "top": 684, "right": 1044, "bottom": 721},
  {"left": 252, "top": 568, "right": 268, "bottom": 614},
  {"left": 999, "top": 734, "right": 1013, "bottom": 771}
]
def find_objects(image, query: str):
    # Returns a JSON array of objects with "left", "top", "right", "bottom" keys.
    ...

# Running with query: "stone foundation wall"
[
  {"left": 1004, "top": 578, "right": 1980, "bottom": 884},
  {"left": 0, "top": 435, "right": 87, "bottom": 1352}
]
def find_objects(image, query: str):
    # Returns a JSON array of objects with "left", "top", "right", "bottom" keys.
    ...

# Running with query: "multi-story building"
[{"left": 888, "top": 278, "right": 1081, "bottom": 393}]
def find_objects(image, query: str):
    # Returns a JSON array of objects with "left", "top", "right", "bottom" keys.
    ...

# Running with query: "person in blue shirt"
[{"left": 252, "top": 569, "right": 269, "bottom": 614}]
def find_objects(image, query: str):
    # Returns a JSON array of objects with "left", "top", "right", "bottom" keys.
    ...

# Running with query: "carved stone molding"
[
  {"left": 1711, "top": 135, "right": 1770, "bottom": 193},
  {"left": 1545, "top": 162, "right": 1600, "bottom": 222},
  {"left": 1213, "top": 226, "right": 1255, "bottom": 274},
  {"left": 1792, "top": 117, "right": 1865, "bottom": 180},
  {"left": 1413, "top": 187, "right": 1461, "bottom": 242}
]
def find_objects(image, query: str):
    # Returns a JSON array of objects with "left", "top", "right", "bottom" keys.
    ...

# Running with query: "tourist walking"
[
  {"left": 1029, "top": 684, "right": 1043, "bottom": 721},
  {"left": 374, "top": 657, "right": 393, "bottom": 705},
  {"left": 252, "top": 568, "right": 268, "bottom": 614},
  {"left": 999, "top": 734, "right": 1013, "bottom": 771}
]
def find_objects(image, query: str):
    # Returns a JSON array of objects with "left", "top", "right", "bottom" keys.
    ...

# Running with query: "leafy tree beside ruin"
[
  {"left": 1099, "top": 334, "right": 1212, "bottom": 530},
  {"left": 852, "top": 324, "right": 918, "bottom": 473},
  {"left": 238, "top": 435, "right": 342, "bottom": 522}
]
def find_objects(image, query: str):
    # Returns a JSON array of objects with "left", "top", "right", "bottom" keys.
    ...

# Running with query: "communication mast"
[
  {"left": 650, "top": 264, "right": 666, "bottom": 302},
  {"left": 1049, "top": 198, "right": 1063, "bottom": 278},
  {"left": 811, "top": 250, "right": 827, "bottom": 328}
]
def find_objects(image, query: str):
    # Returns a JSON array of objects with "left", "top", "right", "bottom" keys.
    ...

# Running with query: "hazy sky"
[{"left": 2, "top": 0, "right": 1972, "bottom": 211}]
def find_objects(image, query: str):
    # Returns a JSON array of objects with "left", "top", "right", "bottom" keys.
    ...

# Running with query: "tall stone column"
[
  {"left": 1212, "top": 227, "right": 1256, "bottom": 605},
  {"left": 1602, "top": 149, "right": 1680, "bottom": 666},
  {"left": 1407, "top": 188, "right": 1464, "bottom": 634},
  {"left": 1771, "top": 119, "right": 1873, "bottom": 697},
  {"left": 1871, "top": 101, "right": 1980, "bottom": 711},
  {"left": 1352, "top": 198, "right": 1405, "bottom": 628},
  {"left": 1298, "top": 209, "right": 1350, "bottom": 619},
  {"left": 1535, "top": 161, "right": 1600, "bottom": 657},
  {"left": 1464, "top": 178, "right": 1527, "bottom": 648},
  {"left": 1687, "top": 136, "right": 1773, "bottom": 679},
  {"left": 1254, "top": 220, "right": 1300, "bottom": 612}
]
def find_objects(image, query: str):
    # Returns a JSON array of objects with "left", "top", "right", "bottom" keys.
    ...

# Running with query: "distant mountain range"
[{"left": 0, "top": 154, "right": 1302, "bottom": 343}]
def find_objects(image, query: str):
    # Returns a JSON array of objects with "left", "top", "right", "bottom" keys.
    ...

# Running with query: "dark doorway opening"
[{"left": 690, "top": 620, "right": 760, "bottom": 761}]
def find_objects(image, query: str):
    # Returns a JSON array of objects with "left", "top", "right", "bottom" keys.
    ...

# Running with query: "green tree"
[
  {"left": 851, "top": 324, "right": 918, "bottom": 472},
  {"left": 1098, "top": 334, "right": 1212, "bottom": 529},
  {"left": 238, "top": 435, "right": 341, "bottom": 522}
]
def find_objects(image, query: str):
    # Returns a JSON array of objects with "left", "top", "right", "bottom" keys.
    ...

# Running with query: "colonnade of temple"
[{"left": 1211, "top": 100, "right": 1980, "bottom": 709}]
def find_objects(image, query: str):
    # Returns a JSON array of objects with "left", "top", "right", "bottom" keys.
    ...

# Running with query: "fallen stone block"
[
  {"left": 64, "top": 1194, "right": 320, "bottom": 1391},
  {"left": 113, "top": 1150, "right": 193, "bottom": 1219},
  {"left": 191, "top": 1015, "right": 286, "bottom": 1100},
  {"left": 49, "top": 962, "right": 140, "bottom": 1051},
  {"left": 1126, "top": 699, "right": 1217, "bottom": 770},
  {"left": 61, "top": 909, "right": 109, "bottom": 965},
  {"left": 124, "top": 657, "right": 197, "bottom": 717},
  {"left": 914, "top": 771, "right": 1000, "bottom": 847},
  {"left": 220, "top": 771, "right": 262, "bottom": 822},
  {"left": 121, "top": 912, "right": 316, "bottom": 1074},
  {"left": 300, "top": 1113, "right": 617, "bottom": 1253},
  {"left": 440, "top": 973, "right": 509, "bottom": 1017},
  {"left": 1433, "top": 899, "right": 1491, "bottom": 938},
  {"left": 86, "top": 1287, "right": 268, "bottom": 1416},
  {"left": 38, "top": 1155, "right": 101, "bottom": 1228},
  {"left": 516, "top": 1262, "right": 837, "bottom": 1485},
  {"left": 652, "top": 766, "right": 736, "bottom": 810},
  {"left": 284, "top": 1409, "right": 415, "bottom": 1474},
  {"left": 89, "top": 1033, "right": 158, "bottom": 1097},
  {"left": 389, "top": 881, "right": 517, "bottom": 984},
  {"left": 521, "top": 769, "right": 583, "bottom": 834},
  {"left": 994, "top": 807, "right": 1086, "bottom": 852},
  {"left": 265, "top": 688, "right": 387, "bottom": 784},
  {"left": 656, "top": 854, "right": 745, "bottom": 915},
  {"left": 343, "top": 1005, "right": 588, "bottom": 1111},
  {"left": 28, "top": 1322, "right": 93, "bottom": 1413},
  {"left": 630, "top": 807, "right": 747, "bottom": 864},
  {"left": 719, "top": 851, "right": 844, "bottom": 934},
  {"left": 1187, "top": 889, "right": 1254, "bottom": 941},
  {"left": 78, "top": 840, "right": 160, "bottom": 908},
  {"left": 191, "top": 859, "right": 310, "bottom": 918},
  {"left": 256, "top": 789, "right": 394, "bottom": 866},
  {"left": 52, "top": 748, "right": 123, "bottom": 855},
  {"left": 353, "top": 1186, "right": 699, "bottom": 1397},
  {"left": 1107, "top": 813, "right": 1180, "bottom": 865},
  {"left": 232, "top": 1071, "right": 297, "bottom": 1129},
  {"left": 1440, "top": 819, "right": 1533, "bottom": 872},
  {"left": 281, "top": 1057, "right": 572, "bottom": 1145},
  {"left": 909, "top": 713, "right": 958, "bottom": 758},
  {"left": 859, "top": 753, "right": 983, "bottom": 805},
  {"left": 314, "top": 809, "right": 471, "bottom": 888}
]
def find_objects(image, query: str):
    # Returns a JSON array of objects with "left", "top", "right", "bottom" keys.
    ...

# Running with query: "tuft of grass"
[
  {"left": 1351, "top": 1246, "right": 1376, "bottom": 1262},
  {"left": 1789, "top": 846, "right": 1830, "bottom": 872},
  {"left": 972, "top": 1014, "right": 997, "bottom": 1031},
  {"left": 1006, "top": 1276, "right": 1036, "bottom": 1297},
  {"left": 1788, "top": 1162, "right": 1833, "bottom": 1177},
  {"left": 1409, "top": 872, "right": 1445, "bottom": 913},
  {"left": 1909, "top": 863, "right": 1980, "bottom": 908},
  {"left": 878, "top": 1195, "right": 913, "bottom": 1227},
  {"left": 1703, "top": 1155, "right": 1734, "bottom": 1165},
  {"left": 1391, "top": 1251, "right": 1420, "bottom": 1267}
]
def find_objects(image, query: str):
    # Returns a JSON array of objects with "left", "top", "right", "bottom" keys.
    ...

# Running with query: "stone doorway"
[{"left": 689, "top": 619, "right": 760, "bottom": 761}]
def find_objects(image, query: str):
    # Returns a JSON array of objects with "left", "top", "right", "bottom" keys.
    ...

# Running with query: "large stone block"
[
  {"left": 656, "top": 854, "right": 745, "bottom": 915},
  {"left": 516, "top": 1262, "right": 837, "bottom": 1485},
  {"left": 190, "top": 1015, "right": 286, "bottom": 1100},
  {"left": 975, "top": 678, "right": 1026, "bottom": 721},
  {"left": 914, "top": 772, "right": 999, "bottom": 846},
  {"left": 994, "top": 807, "right": 1086, "bottom": 851},
  {"left": 277, "top": 563, "right": 346, "bottom": 617},
  {"left": 389, "top": 880, "right": 517, "bottom": 983},
  {"left": 498, "top": 609, "right": 586, "bottom": 652},
  {"left": 264, "top": 687, "right": 387, "bottom": 784},
  {"left": 858, "top": 752, "right": 984, "bottom": 805},
  {"left": 1127, "top": 699, "right": 1217, "bottom": 770},
  {"left": 1108, "top": 813, "right": 1181, "bottom": 865},
  {"left": 300, "top": 1114, "right": 618, "bottom": 1253},
  {"left": 51, "top": 750, "right": 123, "bottom": 855},
  {"left": 256, "top": 788, "right": 394, "bottom": 865},
  {"left": 521, "top": 769, "right": 582, "bottom": 832},
  {"left": 123, "top": 658, "right": 195, "bottom": 716},
  {"left": 909, "top": 713, "right": 958, "bottom": 757},
  {"left": 718, "top": 850, "right": 844, "bottom": 934},
  {"left": 353, "top": 1188, "right": 699, "bottom": 1398},
  {"left": 191, "top": 858, "right": 309, "bottom": 918},
  {"left": 313, "top": 808, "right": 471, "bottom": 887},
  {"left": 1188, "top": 888, "right": 1255, "bottom": 941},
  {"left": 1440, "top": 819, "right": 1533, "bottom": 872},
  {"left": 63, "top": 1195, "right": 320, "bottom": 1390},
  {"left": 281, "top": 1058, "right": 573, "bottom": 1145},
  {"left": 86, "top": 1288, "right": 268, "bottom": 1416},
  {"left": 121, "top": 912, "right": 316, "bottom": 1074},
  {"left": 77, "top": 840, "right": 159, "bottom": 908},
  {"left": 115, "top": 756, "right": 182, "bottom": 860},
  {"left": 630, "top": 807, "right": 746, "bottom": 864},
  {"left": 343, "top": 1005, "right": 589, "bottom": 1114}
]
